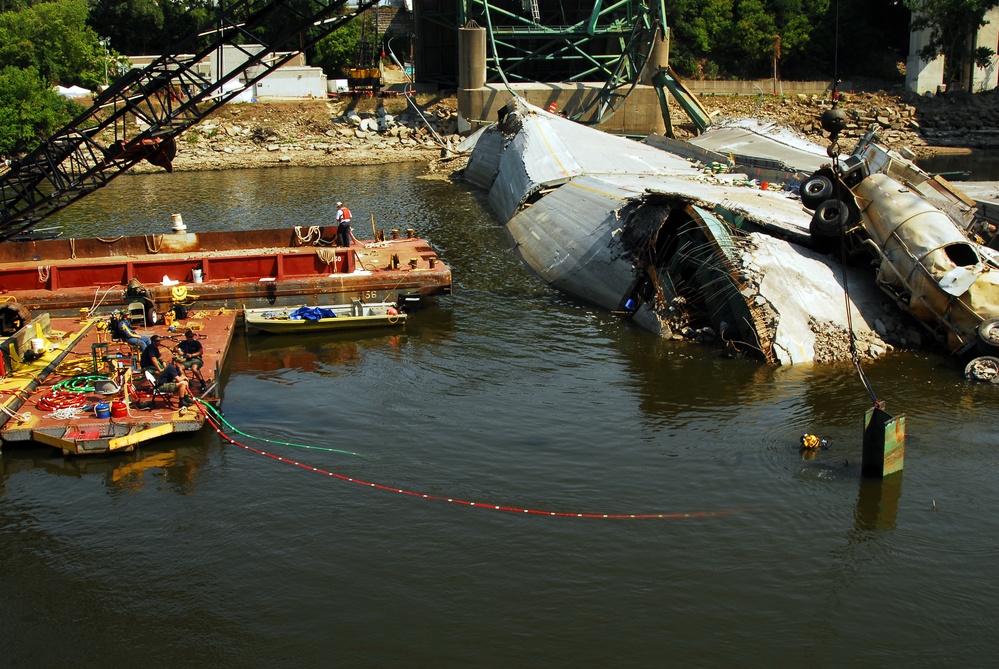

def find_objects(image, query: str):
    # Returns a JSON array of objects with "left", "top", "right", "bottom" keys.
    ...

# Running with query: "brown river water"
[{"left": 2, "top": 162, "right": 998, "bottom": 667}]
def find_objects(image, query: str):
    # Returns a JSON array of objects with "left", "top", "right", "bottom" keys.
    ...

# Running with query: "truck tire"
[
  {"left": 800, "top": 175, "right": 834, "bottom": 210},
  {"left": 976, "top": 317, "right": 999, "bottom": 355},
  {"left": 809, "top": 199, "right": 848, "bottom": 238},
  {"left": 965, "top": 355, "right": 999, "bottom": 383}
]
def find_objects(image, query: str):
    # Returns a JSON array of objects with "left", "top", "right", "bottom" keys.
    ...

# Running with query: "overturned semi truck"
[{"left": 460, "top": 98, "right": 999, "bottom": 368}]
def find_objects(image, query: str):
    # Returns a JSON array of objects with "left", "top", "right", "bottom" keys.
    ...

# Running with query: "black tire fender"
[{"left": 800, "top": 175, "right": 834, "bottom": 210}]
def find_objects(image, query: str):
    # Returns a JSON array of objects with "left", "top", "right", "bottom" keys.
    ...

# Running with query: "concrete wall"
[
  {"left": 459, "top": 83, "right": 666, "bottom": 136},
  {"left": 683, "top": 79, "right": 841, "bottom": 96},
  {"left": 973, "top": 8, "right": 999, "bottom": 92},
  {"left": 905, "top": 7, "right": 999, "bottom": 94},
  {"left": 253, "top": 67, "right": 327, "bottom": 99},
  {"left": 906, "top": 21, "right": 947, "bottom": 95},
  {"left": 458, "top": 79, "right": 850, "bottom": 136}
]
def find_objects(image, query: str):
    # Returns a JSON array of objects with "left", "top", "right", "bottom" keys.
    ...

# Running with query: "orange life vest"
[{"left": 339, "top": 206, "right": 352, "bottom": 222}]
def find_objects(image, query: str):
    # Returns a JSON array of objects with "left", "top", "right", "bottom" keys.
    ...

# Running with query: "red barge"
[
  {"left": 0, "top": 227, "right": 450, "bottom": 454},
  {"left": 0, "top": 226, "right": 452, "bottom": 318},
  {"left": 0, "top": 0, "right": 453, "bottom": 455},
  {"left": 0, "top": 310, "right": 235, "bottom": 455}
]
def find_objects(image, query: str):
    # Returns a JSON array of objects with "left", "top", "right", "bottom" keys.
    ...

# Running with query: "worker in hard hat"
[{"left": 335, "top": 201, "right": 352, "bottom": 247}]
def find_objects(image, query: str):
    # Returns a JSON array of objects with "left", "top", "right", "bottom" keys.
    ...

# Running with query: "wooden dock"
[{"left": 1, "top": 308, "right": 236, "bottom": 455}]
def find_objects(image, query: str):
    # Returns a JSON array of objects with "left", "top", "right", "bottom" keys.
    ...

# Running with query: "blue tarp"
[{"left": 289, "top": 306, "right": 337, "bottom": 321}]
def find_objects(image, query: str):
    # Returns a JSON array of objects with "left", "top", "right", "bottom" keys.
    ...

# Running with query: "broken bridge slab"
[{"left": 741, "top": 233, "right": 899, "bottom": 365}]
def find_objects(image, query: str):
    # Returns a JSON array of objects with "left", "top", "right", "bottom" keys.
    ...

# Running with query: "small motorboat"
[{"left": 243, "top": 300, "right": 407, "bottom": 334}]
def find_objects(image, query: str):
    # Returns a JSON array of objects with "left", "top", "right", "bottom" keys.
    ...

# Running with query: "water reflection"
[
  {"left": 1, "top": 441, "right": 210, "bottom": 493},
  {"left": 47, "top": 163, "right": 434, "bottom": 238},
  {"left": 238, "top": 333, "right": 365, "bottom": 378},
  {"left": 918, "top": 151, "right": 999, "bottom": 181},
  {"left": 233, "top": 303, "right": 456, "bottom": 380},
  {"left": 854, "top": 474, "right": 904, "bottom": 531}
]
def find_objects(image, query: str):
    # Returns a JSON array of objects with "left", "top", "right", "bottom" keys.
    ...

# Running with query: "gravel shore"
[{"left": 137, "top": 87, "right": 995, "bottom": 174}]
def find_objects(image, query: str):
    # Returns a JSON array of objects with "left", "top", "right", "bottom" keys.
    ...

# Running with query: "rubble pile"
[
  {"left": 688, "top": 88, "right": 999, "bottom": 157},
  {"left": 146, "top": 98, "right": 460, "bottom": 172},
  {"left": 910, "top": 88, "right": 999, "bottom": 149},
  {"left": 129, "top": 85, "right": 993, "bottom": 172},
  {"left": 809, "top": 317, "right": 894, "bottom": 364}
]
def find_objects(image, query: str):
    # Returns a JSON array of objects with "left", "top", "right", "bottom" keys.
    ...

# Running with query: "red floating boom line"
[{"left": 201, "top": 409, "right": 736, "bottom": 520}]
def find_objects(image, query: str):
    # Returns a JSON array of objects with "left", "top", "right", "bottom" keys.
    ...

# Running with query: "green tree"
[
  {"left": 311, "top": 13, "right": 372, "bottom": 77},
  {"left": 728, "top": 0, "right": 777, "bottom": 75},
  {"left": 905, "top": 0, "right": 999, "bottom": 89},
  {"left": 667, "top": 0, "right": 734, "bottom": 78},
  {"left": 88, "top": 0, "right": 165, "bottom": 55},
  {"left": 0, "top": 0, "right": 102, "bottom": 85},
  {"left": 725, "top": 0, "right": 828, "bottom": 76},
  {"left": 160, "top": 0, "right": 213, "bottom": 48},
  {"left": 668, "top": 0, "right": 842, "bottom": 79},
  {"left": 0, "top": 0, "right": 112, "bottom": 155},
  {"left": 0, "top": 0, "right": 33, "bottom": 12},
  {"left": 0, "top": 66, "right": 81, "bottom": 156}
]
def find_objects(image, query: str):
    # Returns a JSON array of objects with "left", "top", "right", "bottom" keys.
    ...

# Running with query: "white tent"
[
  {"left": 221, "top": 79, "right": 254, "bottom": 104},
  {"left": 54, "top": 85, "right": 93, "bottom": 98}
]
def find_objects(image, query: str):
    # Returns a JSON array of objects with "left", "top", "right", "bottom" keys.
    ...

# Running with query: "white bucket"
[
  {"left": 30, "top": 337, "right": 45, "bottom": 354},
  {"left": 171, "top": 213, "right": 186, "bottom": 232},
  {"left": 192, "top": 268, "right": 203, "bottom": 283}
]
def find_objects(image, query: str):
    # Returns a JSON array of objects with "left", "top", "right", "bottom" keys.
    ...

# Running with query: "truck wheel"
[
  {"left": 964, "top": 355, "right": 999, "bottom": 383},
  {"left": 976, "top": 317, "right": 999, "bottom": 355},
  {"left": 809, "top": 199, "right": 848, "bottom": 238},
  {"left": 800, "top": 175, "right": 834, "bottom": 210}
]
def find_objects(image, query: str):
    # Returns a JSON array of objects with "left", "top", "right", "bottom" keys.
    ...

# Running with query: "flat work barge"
[
  {"left": 1, "top": 309, "right": 235, "bottom": 455},
  {"left": 0, "top": 226, "right": 452, "bottom": 318}
]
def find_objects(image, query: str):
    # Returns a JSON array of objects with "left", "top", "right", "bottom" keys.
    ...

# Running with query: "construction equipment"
[{"left": 348, "top": 39, "right": 382, "bottom": 93}]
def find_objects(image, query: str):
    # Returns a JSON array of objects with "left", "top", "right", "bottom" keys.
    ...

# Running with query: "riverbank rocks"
[
  {"left": 125, "top": 84, "right": 995, "bottom": 173},
  {"left": 684, "top": 87, "right": 999, "bottom": 157},
  {"left": 131, "top": 98, "right": 461, "bottom": 172}
]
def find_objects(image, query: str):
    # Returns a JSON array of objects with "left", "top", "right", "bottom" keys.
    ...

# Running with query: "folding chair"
[
  {"left": 127, "top": 301, "right": 147, "bottom": 327},
  {"left": 144, "top": 370, "right": 175, "bottom": 408}
]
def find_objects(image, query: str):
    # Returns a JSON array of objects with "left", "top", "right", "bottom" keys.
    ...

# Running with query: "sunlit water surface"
[{"left": 3, "top": 163, "right": 999, "bottom": 668}]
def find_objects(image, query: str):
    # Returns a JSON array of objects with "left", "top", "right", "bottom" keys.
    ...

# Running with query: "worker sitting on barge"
[
  {"left": 115, "top": 314, "right": 152, "bottom": 352},
  {"left": 140, "top": 334, "right": 166, "bottom": 374},
  {"left": 176, "top": 328, "right": 207, "bottom": 390},
  {"left": 155, "top": 357, "right": 194, "bottom": 407}
]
